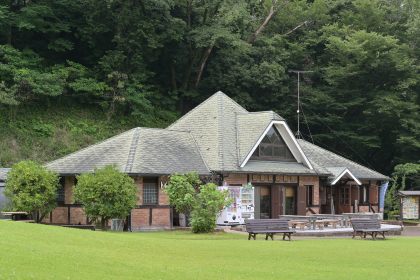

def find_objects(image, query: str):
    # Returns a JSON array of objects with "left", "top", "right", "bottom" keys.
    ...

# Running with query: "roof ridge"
[
  {"left": 189, "top": 132, "right": 211, "bottom": 173},
  {"left": 125, "top": 127, "right": 141, "bottom": 173},
  {"left": 298, "top": 139, "right": 388, "bottom": 178},
  {"left": 44, "top": 128, "right": 137, "bottom": 168},
  {"left": 167, "top": 91, "right": 248, "bottom": 129}
]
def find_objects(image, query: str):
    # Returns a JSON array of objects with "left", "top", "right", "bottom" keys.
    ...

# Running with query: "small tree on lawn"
[
  {"left": 164, "top": 172, "right": 232, "bottom": 233},
  {"left": 4, "top": 160, "right": 59, "bottom": 222},
  {"left": 384, "top": 175, "right": 405, "bottom": 220},
  {"left": 73, "top": 164, "right": 139, "bottom": 230}
]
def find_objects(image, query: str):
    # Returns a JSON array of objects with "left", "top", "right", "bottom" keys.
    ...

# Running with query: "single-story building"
[
  {"left": 41, "top": 91, "right": 391, "bottom": 231},
  {"left": 0, "top": 168, "right": 11, "bottom": 219}
]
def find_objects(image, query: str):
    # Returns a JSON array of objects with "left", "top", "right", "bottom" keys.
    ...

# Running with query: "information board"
[{"left": 402, "top": 196, "right": 419, "bottom": 219}]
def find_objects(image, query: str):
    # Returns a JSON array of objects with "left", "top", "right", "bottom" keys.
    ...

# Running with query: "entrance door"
[
  {"left": 339, "top": 186, "right": 351, "bottom": 214},
  {"left": 260, "top": 186, "right": 271, "bottom": 219},
  {"left": 285, "top": 186, "right": 296, "bottom": 215},
  {"left": 271, "top": 186, "right": 284, "bottom": 218}
]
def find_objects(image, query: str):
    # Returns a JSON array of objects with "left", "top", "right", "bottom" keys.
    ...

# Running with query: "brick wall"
[
  {"left": 133, "top": 177, "right": 143, "bottom": 205},
  {"left": 65, "top": 176, "right": 75, "bottom": 204},
  {"left": 131, "top": 209, "right": 150, "bottom": 227},
  {"left": 299, "top": 176, "right": 320, "bottom": 206},
  {"left": 158, "top": 177, "right": 170, "bottom": 205},
  {"left": 50, "top": 207, "right": 68, "bottom": 224},
  {"left": 70, "top": 207, "right": 86, "bottom": 224},
  {"left": 152, "top": 209, "right": 170, "bottom": 226}
]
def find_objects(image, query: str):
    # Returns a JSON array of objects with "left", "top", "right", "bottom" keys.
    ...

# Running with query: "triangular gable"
[
  {"left": 326, "top": 167, "right": 362, "bottom": 185},
  {"left": 239, "top": 120, "right": 313, "bottom": 169}
]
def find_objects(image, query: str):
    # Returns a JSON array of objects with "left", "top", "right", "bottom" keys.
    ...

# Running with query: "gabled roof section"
[
  {"left": 45, "top": 128, "right": 211, "bottom": 176},
  {"left": 236, "top": 112, "right": 274, "bottom": 164},
  {"left": 239, "top": 121, "right": 314, "bottom": 170},
  {"left": 0, "top": 168, "right": 11, "bottom": 181},
  {"left": 168, "top": 91, "right": 248, "bottom": 171},
  {"left": 325, "top": 167, "right": 362, "bottom": 185},
  {"left": 298, "top": 139, "right": 391, "bottom": 180}
]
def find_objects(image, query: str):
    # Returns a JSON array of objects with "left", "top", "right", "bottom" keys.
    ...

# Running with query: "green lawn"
[{"left": 0, "top": 221, "right": 417, "bottom": 279}]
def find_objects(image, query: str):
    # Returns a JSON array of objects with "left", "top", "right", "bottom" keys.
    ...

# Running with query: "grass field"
[{"left": 0, "top": 221, "right": 418, "bottom": 279}]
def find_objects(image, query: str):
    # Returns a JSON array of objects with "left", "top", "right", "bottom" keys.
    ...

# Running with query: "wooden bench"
[
  {"left": 289, "top": 220, "right": 310, "bottom": 231},
  {"left": 246, "top": 219, "right": 296, "bottom": 241},
  {"left": 351, "top": 219, "right": 390, "bottom": 240},
  {"left": 62, "top": 225, "right": 96, "bottom": 231},
  {"left": 16, "top": 220, "right": 35, "bottom": 223}
]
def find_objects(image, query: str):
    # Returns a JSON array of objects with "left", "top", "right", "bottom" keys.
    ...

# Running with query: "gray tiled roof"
[
  {"left": 396, "top": 191, "right": 420, "bottom": 196},
  {"left": 0, "top": 168, "right": 11, "bottom": 181},
  {"left": 168, "top": 91, "right": 248, "bottom": 171},
  {"left": 45, "top": 128, "right": 210, "bottom": 175},
  {"left": 298, "top": 140, "right": 391, "bottom": 180}
]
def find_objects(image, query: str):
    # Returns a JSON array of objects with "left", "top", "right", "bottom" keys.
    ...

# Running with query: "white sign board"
[{"left": 402, "top": 196, "right": 419, "bottom": 219}]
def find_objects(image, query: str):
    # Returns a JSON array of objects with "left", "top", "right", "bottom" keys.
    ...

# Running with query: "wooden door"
[
  {"left": 297, "top": 185, "right": 306, "bottom": 216},
  {"left": 271, "top": 186, "right": 283, "bottom": 218},
  {"left": 339, "top": 186, "right": 351, "bottom": 214}
]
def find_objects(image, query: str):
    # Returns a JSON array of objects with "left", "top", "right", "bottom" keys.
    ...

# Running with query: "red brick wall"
[
  {"left": 158, "top": 177, "right": 170, "bottom": 205},
  {"left": 152, "top": 209, "right": 170, "bottom": 226},
  {"left": 50, "top": 207, "right": 68, "bottom": 224},
  {"left": 133, "top": 177, "right": 143, "bottom": 205},
  {"left": 65, "top": 176, "right": 75, "bottom": 204},
  {"left": 359, "top": 205, "right": 379, "bottom": 213},
  {"left": 131, "top": 209, "right": 150, "bottom": 227},
  {"left": 299, "top": 176, "right": 320, "bottom": 206},
  {"left": 70, "top": 208, "right": 85, "bottom": 224}
]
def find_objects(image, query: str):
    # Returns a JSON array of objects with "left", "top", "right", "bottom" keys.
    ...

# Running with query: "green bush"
[
  {"left": 72, "top": 164, "right": 139, "bottom": 230},
  {"left": 164, "top": 172, "right": 232, "bottom": 233},
  {"left": 4, "top": 160, "right": 59, "bottom": 222}
]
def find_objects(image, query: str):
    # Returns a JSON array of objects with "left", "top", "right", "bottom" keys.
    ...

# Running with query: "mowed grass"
[{"left": 0, "top": 221, "right": 418, "bottom": 279}]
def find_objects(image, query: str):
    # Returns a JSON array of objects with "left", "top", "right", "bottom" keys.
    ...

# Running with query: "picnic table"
[
  {"left": 313, "top": 214, "right": 349, "bottom": 228},
  {"left": 1, "top": 212, "right": 29, "bottom": 221},
  {"left": 278, "top": 215, "right": 317, "bottom": 230}
]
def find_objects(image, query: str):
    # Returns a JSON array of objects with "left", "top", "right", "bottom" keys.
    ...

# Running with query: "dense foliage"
[
  {"left": 3, "top": 160, "right": 59, "bottom": 221},
  {"left": 164, "top": 172, "right": 232, "bottom": 233},
  {"left": 1, "top": 0, "right": 420, "bottom": 179},
  {"left": 72, "top": 164, "right": 139, "bottom": 230}
]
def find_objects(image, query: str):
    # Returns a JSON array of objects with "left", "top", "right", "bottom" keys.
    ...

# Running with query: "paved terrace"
[{"left": 226, "top": 224, "right": 403, "bottom": 238}]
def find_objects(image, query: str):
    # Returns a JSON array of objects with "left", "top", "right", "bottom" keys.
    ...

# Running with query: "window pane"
[
  {"left": 273, "top": 146, "right": 285, "bottom": 157},
  {"left": 273, "top": 137, "right": 284, "bottom": 145},
  {"left": 143, "top": 185, "right": 158, "bottom": 203},
  {"left": 261, "top": 135, "right": 271, "bottom": 143},
  {"left": 286, "top": 148, "right": 294, "bottom": 159},
  {"left": 260, "top": 146, "right": 272, "bottom": 156},
  {"left": 252, "top": 148, "right": 259, "bottom": 157},
  {"left": 267, "top": 127, "right": 277, "bottom": 143}
]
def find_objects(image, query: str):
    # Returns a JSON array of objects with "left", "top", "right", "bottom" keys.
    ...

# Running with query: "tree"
[
  {"left": 384, "top": 175, "right": 405, "bottom": 220},
  {"left": 393, "top": 163, "right": 420, "bottom": 190},
  {"left": 190, "top": 182, "right": 232, "bottom": 233},
  {"left": 4, "top": 160, "right": 59, "bottom": 222},
  {"left": 72, "top": 164, "right": 139, "bottom": 230},
  {"left": 164, "top": 172, "right": 232, "bottom": 233},
  {"left": 163, "top": 172, "right": 202, "bottom": 221}
]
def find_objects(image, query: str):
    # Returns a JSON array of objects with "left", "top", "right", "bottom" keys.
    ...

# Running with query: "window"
[
  {"left": 143, "top": 184, "right": 158, "bottom": 204},
  {"left": 251, "top": 127, "right": 296, "bottom": 161},
  {"left": 56, "top": 177, "right": 65, "bottom": 202},
  {"left": 306, "top": 185, "right": 314, "bottom": 205}
]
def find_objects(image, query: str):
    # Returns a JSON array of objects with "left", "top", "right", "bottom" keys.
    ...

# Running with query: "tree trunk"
[
  {"left": 164, "top": 46, "right": 177, "bottom": 91},
  {"left": 246, "top": 0, "right": 290, "bottom": 44},
  {"left": 192, "top": 43, "right": 214, "bottom": 90},
  {"left": 101, "top": 217, "right": 106, "bottom": 230}
]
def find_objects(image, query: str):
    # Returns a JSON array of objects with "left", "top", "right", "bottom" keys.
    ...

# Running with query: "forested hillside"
[{"left": 1, "top": 0, "right": 419, "bottom": 176}]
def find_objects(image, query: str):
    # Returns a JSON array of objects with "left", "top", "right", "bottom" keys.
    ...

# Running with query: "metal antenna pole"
[{"left": 289, "top": 70, "right": 313, "bottom": 139}]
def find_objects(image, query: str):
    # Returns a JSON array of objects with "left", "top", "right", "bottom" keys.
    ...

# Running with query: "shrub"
[
  {"left": 72, "top": 164, "right": 139, "bottom": 230},
  {"left": 4, "top": 160, "right": 59, "bottom": 222}
]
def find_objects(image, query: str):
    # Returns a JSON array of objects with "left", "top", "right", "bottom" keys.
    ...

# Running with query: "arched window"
[{"left": 250, "top": 126, "right": 296, "bottom": 162}]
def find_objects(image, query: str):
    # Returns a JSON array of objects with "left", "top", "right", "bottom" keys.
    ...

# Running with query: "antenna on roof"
[{"left": 289, "top": 70, "right": 313, "bottom": 139}]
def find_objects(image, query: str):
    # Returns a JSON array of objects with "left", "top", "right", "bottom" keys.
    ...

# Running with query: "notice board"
[{"left": 402, "top": 196, "right": 419, "bottom": 219}]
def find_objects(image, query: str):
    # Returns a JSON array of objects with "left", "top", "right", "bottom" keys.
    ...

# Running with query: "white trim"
[
  {"left": 331, "top": 168, "right": 362, "bottom": 185},
  {"left": 239, "top": 120, "right": 313, "bottom": 169}
]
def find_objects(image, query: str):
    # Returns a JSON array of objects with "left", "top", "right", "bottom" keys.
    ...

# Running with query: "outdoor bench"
[
  {"left": 351, "top": 219, "right": 389, "bottom": 240},
  {"left": 245, "top": 219, "right": 295, "bottom": 241},
  {"left": 62, "top": 225, "right": 96, "bottom": 231}
]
